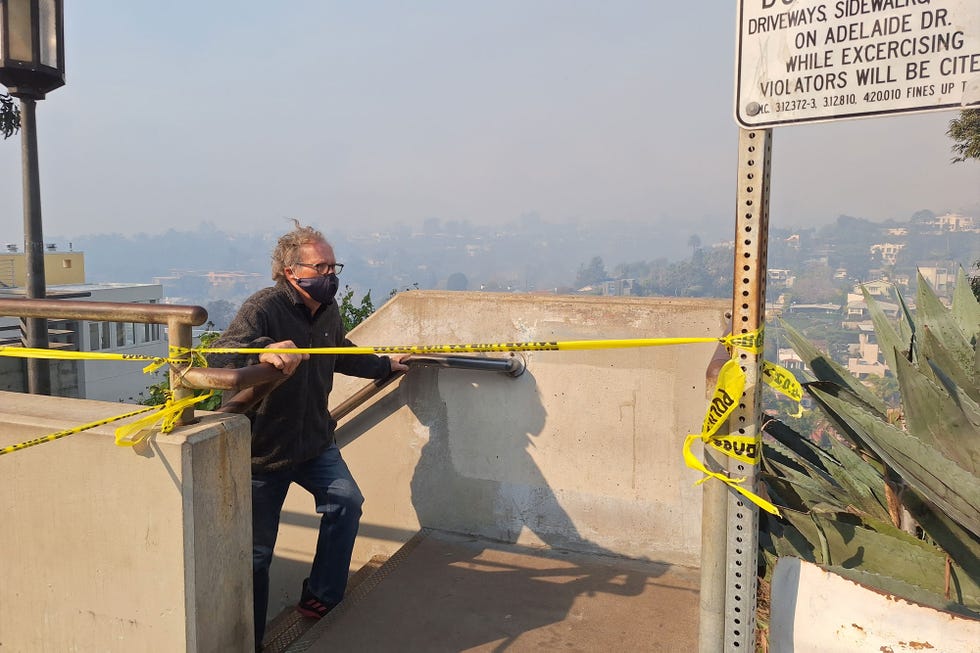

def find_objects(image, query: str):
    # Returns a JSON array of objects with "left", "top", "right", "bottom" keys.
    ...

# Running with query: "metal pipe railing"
[
  {"left": 401, "top": 353, "right": 526, "bottom": 377},
  {"left": 209, "top": 353, "right": 527, "bottom": 421},
  {"left": 0, "top": 297, "right": 208, "bottom": 423},
  {"left": 330, "top": 353, "right": 525, "bottom": 421}
]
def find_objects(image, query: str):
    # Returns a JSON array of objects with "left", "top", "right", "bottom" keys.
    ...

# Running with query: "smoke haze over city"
[{"left": 0, "top": 1, "right": 977, "bottom": 249}]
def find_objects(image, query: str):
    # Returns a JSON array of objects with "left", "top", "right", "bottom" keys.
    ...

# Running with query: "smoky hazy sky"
[{"left": 1, "top": 1, "right": 978, "bottom": 246}]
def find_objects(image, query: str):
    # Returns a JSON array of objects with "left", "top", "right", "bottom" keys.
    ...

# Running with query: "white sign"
[{"left": 735, "top": 0, "right": 980, "bottom": 127}]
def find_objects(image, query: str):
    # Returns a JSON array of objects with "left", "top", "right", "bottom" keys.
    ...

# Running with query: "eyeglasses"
[{"left": 295, "top": 261, "right": 344, "bottom": 275}]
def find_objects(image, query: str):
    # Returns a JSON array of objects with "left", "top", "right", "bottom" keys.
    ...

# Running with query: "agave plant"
[{"left": 759, "top": 267, "right": 980, "bottom": 616}]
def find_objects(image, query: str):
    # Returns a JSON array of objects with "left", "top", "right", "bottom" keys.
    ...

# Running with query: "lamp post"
[{"left": 0, "top": 0, "right": 65, "bottom": 395}]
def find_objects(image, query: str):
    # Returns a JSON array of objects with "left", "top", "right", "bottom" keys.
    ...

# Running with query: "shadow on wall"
[
  {"left": 325, "top": 364, "right": 682, "bottom": 650},
  {"left": 405, "top": 365, "right": 631, "bottom": 557}
]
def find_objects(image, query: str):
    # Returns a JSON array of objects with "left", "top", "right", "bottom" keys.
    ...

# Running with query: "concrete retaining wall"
[
  {"left": 0, "top": 393, "right": 254, "bottom": 652},
  {"left": 270, "top": 292, "right": 727, "bottom": 615}
]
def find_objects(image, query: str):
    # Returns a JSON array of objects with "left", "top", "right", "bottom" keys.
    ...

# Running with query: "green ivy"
[
  {"left": 339, "top": 285, "right": 376, "bottom": 332},
  {"left": 138, "top": 326, "right": 223, "bottom": 409}
]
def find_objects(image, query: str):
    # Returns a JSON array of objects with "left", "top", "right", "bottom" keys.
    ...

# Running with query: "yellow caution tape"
[
  {"left": 684, "top": 356, "right": 781, "bottom": 516},
  {"left": 5, "top": 330, "right": 778, "bottom": 462},
  {"left": 683, "top": 434, "right": 780, "bottom": 516},
  {"left": 725, "top": 328, "right": 764, "bottom": 354},
  {"left": 0, "top": 390, "right": 216, "bottom": 456},
  {"left": 0, "top": 404, "right": 158, "bottom": 457},
  {"left": 762, "top": 360, "right": 803, "bottom": 402},
  {"left": 113, "top": 391, "right": 216, "bottom": 447},
  {"left": 761, "top": 360, "right": 804, "bottom": 418},
  {"left": 701, "top": 359, "right": 745, "bottom": 438},
  {"left": 199, "top": 335, "right": 737, "bottom": 357},
  {"left": 2, "top": 331, "right": 763, "bottom": 361},
  {"left": 708, "top": 434, "right": 759, "bottom": 464},
  {"left": 0, "top": 345, "right": 168, "bottom": 366}
]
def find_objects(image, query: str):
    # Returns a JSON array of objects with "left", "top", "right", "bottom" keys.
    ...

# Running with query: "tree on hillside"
[
  {"left": 614, "top": 260, "right": 652, "bottom": 280},
  {"left": 575, "top": 256, "right": 607, "bottom": 289},
  {"left": 790, "top": 263, "right": 842, "bottom": 304},
  {"left": 446, "top": 272, "right": 468, "bottom": 290},
  {"left": 687, "top": 234, "right": 701, "bottom": 254},
  {"left": 339, "top": 286, "right": 376, "bottom": 332},
  {"left": 947, "top": 108, "right": 980, "bottom": 163},
  {"left": 204, "top": 300, "right": 238, "bottom": 330},
  {"left": 1, "top": 92, "right": 19, "bottom": 139}
]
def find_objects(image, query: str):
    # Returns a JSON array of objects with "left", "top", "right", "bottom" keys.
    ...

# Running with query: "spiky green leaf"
[
  {"left": 763, "top": 418, "right": 829, "bottom": 472},
  {"left": 927, "top": 361, "right": 980, "bottom": 428},
  {"left": 825, "top": 566, "right": 980, "bottom": 618},
  {"left": 811, "top": 513, "right": 980, "bottom": 608},
  {"left": 811, "top": 386, "right": 980, "bottom": 536},
  {"left": 917, "top": 270, "right": 975, "bottom": 374},
  {"left": 803, "top": 381, "right": 883, "bottom": 458},
  {"left": 919, "top": 327, "right": 978, "bottom": 400},
  {"left": 903, "top": 490, "right": 980, "bottom": 588},
  {"left": 766, "top": 459, "right": 846, "bottom": 507},
  {"left": 951, "top": 267, "right": 980, "bottom": 344},
  {"left": 862, "top": 286, "right": 909, "bottom": 378},
  {"left": 894, "top": 352, "right": 980, "bottom": 474}
]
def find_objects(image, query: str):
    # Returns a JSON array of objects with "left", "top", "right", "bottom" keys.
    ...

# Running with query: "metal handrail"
[
  {"left": 209, "top": 353, "right": 527, "bottom": 420},
  {"left": 0, "top": 297, "right": 208, "bottom": 424},
  {"left": 330, "top": 353, "right": 525, "bottom": 422}
]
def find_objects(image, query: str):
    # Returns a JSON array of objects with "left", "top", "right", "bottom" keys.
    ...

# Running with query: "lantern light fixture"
[{"left": 0, "top": 0, "right": 65, "bottom": 100}]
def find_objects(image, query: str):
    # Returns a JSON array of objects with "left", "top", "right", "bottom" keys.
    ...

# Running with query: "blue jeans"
[{"left": 251, "top": 444, "right": 364, "bottom": 645}]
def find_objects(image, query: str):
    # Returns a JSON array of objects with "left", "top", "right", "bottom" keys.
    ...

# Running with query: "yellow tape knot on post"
[{"left": 683, "top": 355, "right": 782, "bottom": 517}]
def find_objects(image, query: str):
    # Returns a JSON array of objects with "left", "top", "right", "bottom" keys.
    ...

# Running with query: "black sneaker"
[{"left": 296, "top": 578, "right": 337, "bottom": 619}]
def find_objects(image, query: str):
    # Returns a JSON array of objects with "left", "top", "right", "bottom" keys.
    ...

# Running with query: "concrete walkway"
[{"left": 283, "top": 529, "right": 699, "bottom": 652}]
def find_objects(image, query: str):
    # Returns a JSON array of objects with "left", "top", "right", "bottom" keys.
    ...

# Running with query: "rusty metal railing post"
[{"left": 168, "top": 316, "right": 197, "bottom": 425}]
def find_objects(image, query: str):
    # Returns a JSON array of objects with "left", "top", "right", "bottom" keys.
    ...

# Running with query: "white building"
[{"left": 0, "top": 282, "right": 167, "bottom": 403}]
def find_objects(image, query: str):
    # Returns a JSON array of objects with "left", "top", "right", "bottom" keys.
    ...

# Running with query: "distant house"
[
  {"left": 843, "top": 292, "right": 899, "bottom": 326},
  {"left": 601, "top": 278, "right": 637, "bottom": 296},
  {"left": 786, "top": 303, "right": 839, "bottom": 316},
  {"left": 859, "top": 279, "right": 893, "bottom": 298},
  {"left": 918, "top": 264, "right": 957, "bottom": 297},
  {"left": 846, "top": 327, "right": 888, "bottom": 379},
  {"left": 933, "top": 213, "right": 977, "bottom": 233},
  {"left": 869, "top": 242, "right": 904, "bottom": 265},
  {"left": 768, "top": 269, "right": 795, "bottom": 289},
  {"left": 777, "top": 348, "right": 804, "bottom": 372}
]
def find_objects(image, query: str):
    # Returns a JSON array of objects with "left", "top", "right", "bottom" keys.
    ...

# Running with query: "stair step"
[{"left": 261, "top": 552, "right": 393, "bottom": 653}]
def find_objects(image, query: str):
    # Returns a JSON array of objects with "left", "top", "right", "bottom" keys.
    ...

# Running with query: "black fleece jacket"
[{"left": 208, "top": 281, "right": 392, "bottom": 473}]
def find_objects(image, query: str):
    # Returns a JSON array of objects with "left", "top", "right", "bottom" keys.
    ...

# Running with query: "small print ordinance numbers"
[
  {"left": 774, "top": 98, "right": 817, "bottom": 111},
  {"left": 824, "top": 93, "right": 857, "bottom": 106}
]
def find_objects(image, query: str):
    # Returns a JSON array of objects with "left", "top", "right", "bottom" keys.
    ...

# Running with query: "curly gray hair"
[{"left": 271, "top": 219, "right": 329, "bottom": 282}]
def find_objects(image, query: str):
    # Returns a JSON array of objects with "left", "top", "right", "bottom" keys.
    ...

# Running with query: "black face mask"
[{"left": 295, "top": 273, "right": 339, "bottom": 305}]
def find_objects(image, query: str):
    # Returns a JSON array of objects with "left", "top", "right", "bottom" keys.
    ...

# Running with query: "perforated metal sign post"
[
  {"left": 735, "top": 0, "right": 980, "bottom": 128},
  {"left": 718, "top": 2, "right": 980, "bottom": 649},
  {"left": 726, "top": 128, "right": 772, "bottom": 652}
]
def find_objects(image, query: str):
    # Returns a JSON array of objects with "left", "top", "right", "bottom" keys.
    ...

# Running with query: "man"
[{"left": 209, "top": 221, "right": 408, "bottom": 651}]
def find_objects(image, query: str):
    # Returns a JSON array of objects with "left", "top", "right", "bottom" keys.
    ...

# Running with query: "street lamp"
[{"left": 0, "top": 0, "right": 65, "bottom": 395}]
